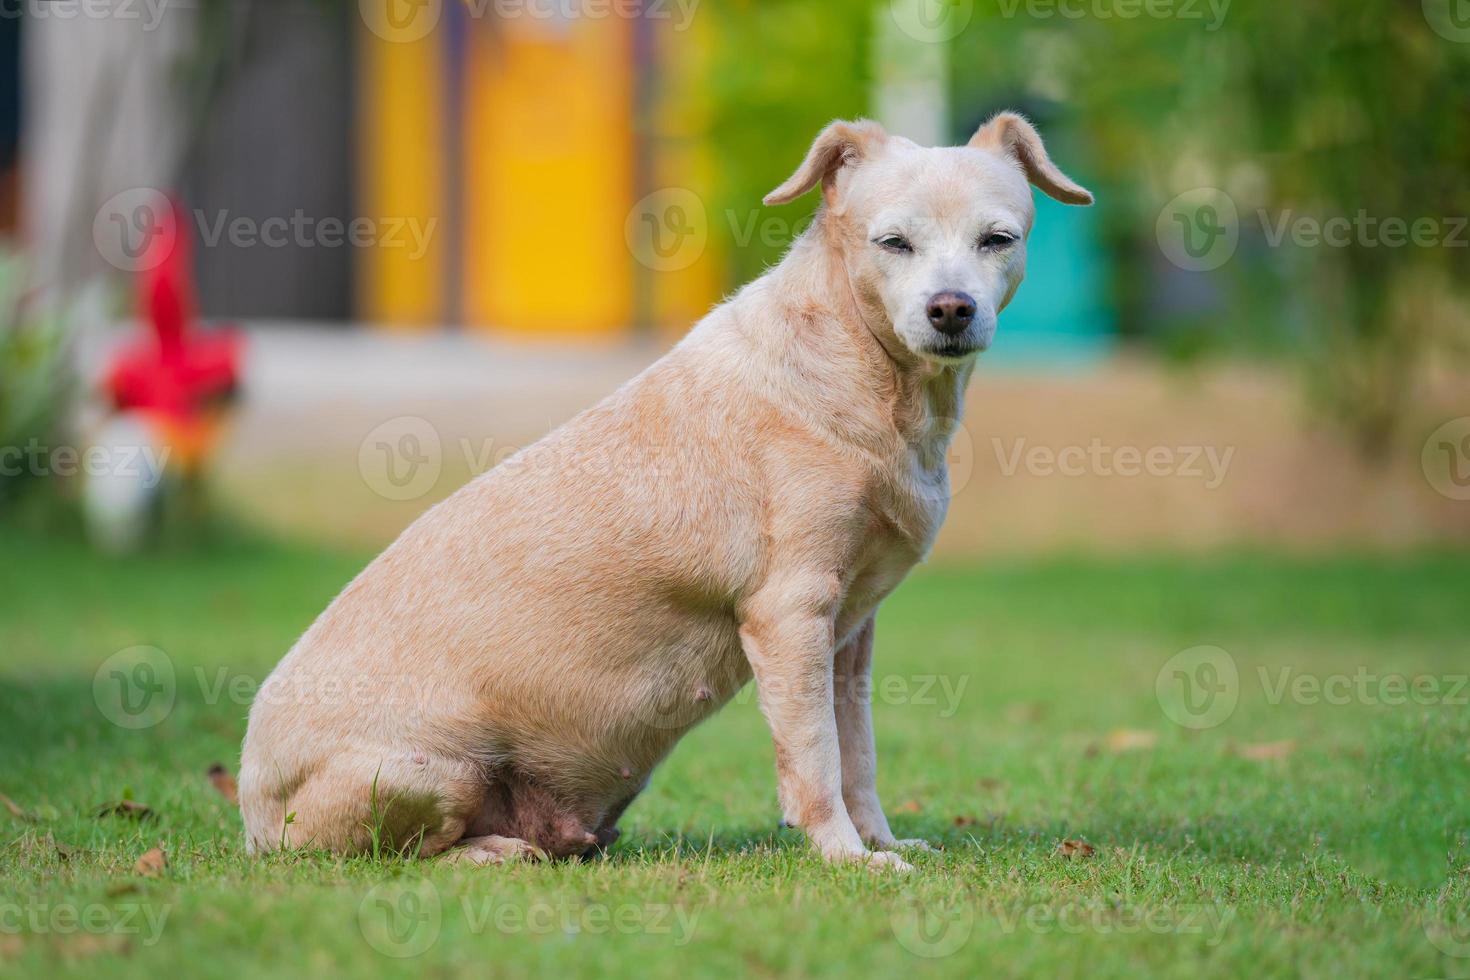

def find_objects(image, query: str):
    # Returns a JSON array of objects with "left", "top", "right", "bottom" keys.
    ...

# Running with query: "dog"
[{"left": 239, "top": 113, "right": 1091, "bottom": 870}]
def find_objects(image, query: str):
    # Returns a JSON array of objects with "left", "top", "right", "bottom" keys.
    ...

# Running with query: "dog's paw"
[
  {"left": 863, "top": 850, "right": 916, "bottom": 873},
  {"left": 441, "top": 835, "right": 545, "bottom": 866}
]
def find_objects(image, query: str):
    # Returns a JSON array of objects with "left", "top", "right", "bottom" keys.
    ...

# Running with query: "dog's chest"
[
  {"left": 838, "top": 447, "right": 950, "bottom": 635},
  {"left": 878, "top": 436, "right": 952, "bottom": 552}
]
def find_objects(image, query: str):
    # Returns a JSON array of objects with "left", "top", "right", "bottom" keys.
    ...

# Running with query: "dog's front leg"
[
  {"left": 835, "top": 617, "right": 931, "bottom": 853},
  {"left": 740, "top": 576, "right": 911, "bottom": 871}
]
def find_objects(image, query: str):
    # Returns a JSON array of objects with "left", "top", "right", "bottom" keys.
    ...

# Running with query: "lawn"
[{"left": 1, "top": 526, "right": 1468, "bottom": 978}]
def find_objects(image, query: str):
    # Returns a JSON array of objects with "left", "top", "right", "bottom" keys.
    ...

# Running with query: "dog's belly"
[{"left": 467, "top": 600, "right": 751, "bottom": 788}]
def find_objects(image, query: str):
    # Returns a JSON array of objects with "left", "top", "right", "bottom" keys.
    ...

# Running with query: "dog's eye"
[
  {"left": 979, "top": 231, "right": 1018, "bottom": 250},
  {"left": 874, "top": 235, "right": 913, "bottom": 253}
]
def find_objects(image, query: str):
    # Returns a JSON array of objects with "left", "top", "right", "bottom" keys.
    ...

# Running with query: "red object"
[{"left": 103, "top": 197, "right": 242, "bottom": 466}]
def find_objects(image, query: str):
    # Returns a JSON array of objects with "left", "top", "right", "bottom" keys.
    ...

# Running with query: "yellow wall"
[
  {"left": 463, "top": 20, "right": 635, "bottom": 337},
  {"left": 356, "top": 28, "right": 445, "bottom": 329},
  {"left": 358, "top": 15, "right": 718, "bottom": 338}
]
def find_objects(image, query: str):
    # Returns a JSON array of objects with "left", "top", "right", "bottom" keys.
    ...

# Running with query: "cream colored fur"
[{"left": 238, "top": 113, "right": 1091, "bottom": 870}]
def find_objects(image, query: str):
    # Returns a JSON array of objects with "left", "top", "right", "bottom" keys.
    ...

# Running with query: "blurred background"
[{"left": 0, "top": 0, "right": 1467, "bottom": 556}]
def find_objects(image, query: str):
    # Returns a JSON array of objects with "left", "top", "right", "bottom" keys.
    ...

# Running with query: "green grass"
[{"left": 1, "top": 527, "right": 1468, "bottom": 978}]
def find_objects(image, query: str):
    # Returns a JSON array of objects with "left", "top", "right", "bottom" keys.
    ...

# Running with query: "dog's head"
[{"left": 765, "top": 113, "right": 1092, "bottom": 364}]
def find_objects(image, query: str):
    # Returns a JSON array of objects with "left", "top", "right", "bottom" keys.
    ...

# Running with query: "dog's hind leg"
[{"left": 242, "top": 749, "right": 483, "bottom": 858}]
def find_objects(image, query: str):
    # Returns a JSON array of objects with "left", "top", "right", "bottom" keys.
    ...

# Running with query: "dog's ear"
[
  {"left": 969, "top": 112, "right": 1093, "bottom": 206},
  {"left": 764, "top": 119, "right": 888, "bottom": 207}
]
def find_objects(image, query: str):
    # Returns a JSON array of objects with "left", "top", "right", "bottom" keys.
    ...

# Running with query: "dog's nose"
[{"left": 926, "top": 291, "right": 976, "bottom": 336}]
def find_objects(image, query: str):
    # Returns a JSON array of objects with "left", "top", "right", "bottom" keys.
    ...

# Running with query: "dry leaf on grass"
[
  {"left": 1105, "top": 729, "right": 1160, "bottom": 752},
  {"left": 896, "top": 799, "right": 922, "bottom": 814},
  {"left": 94, "top": 800, "right": 155, "bottom": 821},
  {"left": 1233, "top": 740, "right": 1297, "bottom": 761},
  {"left": 208, "top": 764, "right": 239, "bottom": 805},
  {"left": 133, "top": 847, "right": 168, "bottom": 877},
  {"left": 0, "top": 792, "right": 35, "bottom": 822},
  {"left": 1005, "top": 702, "right": 1048, "bottom": 724},
  {"left": 1057, "top": 839, "right": 1096, "bottom": 859},
  {"left": 952, "top": 815, "right": 977, "bottom": 828}
]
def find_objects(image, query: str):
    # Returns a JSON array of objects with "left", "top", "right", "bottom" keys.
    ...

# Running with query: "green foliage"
[
  {"left": 703, "top": 0, "right": 875, "bottom": 283},
  {"left": 952, "top": 2, "right": 1470, "bottom": 453},
  {"left": 0, "top": 252, "right": 76, "bottom": 507}
]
